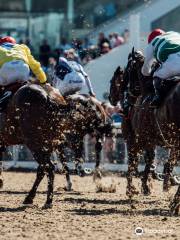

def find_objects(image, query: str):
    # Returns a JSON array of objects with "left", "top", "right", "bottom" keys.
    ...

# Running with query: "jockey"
[
  {"left": 141, "top": 29, "right": 180, "bottom": 106},
  {"left": 0, "top": 36, "right": 46, "bottom": 88},
  {"left": 54, "top": 56, "right": 95, "bottom": 97}
]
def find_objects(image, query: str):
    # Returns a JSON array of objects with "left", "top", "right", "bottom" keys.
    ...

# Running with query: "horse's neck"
[{"left": 141, "top": 76, "right": 154, "bottom": 96}]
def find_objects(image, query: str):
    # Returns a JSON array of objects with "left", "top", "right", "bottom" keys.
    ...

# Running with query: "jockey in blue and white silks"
[
  {"left": 141, "top": 29, "right": 180, "bottom": 106},
  {"left": 54, "top": 57, "right": 95, "bottom": 97}
]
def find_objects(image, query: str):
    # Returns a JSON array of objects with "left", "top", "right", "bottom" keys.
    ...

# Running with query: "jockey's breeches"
[
  {"left": 55, "top": 71, "right": 85, "bottom": 95},
  {"left": 0, "top": 60, "right": 30, "bottom": 86},
  {"left": 154, "top": 51, "right": 180, "bottom": 79}
]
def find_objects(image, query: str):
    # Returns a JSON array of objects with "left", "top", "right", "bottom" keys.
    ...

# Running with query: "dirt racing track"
[{"left": 0, "top": 172, "right": 180, "bottom": 240}]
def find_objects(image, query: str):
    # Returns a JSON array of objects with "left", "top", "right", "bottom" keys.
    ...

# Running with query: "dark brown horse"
[
  {"left": 55, "top": 98, "right": 112, "bottom": 191},
  {"left": 0, "top": 83, "right": 108, "bottom": 208},
  {"left": 109, "top": 64, "right": 157, "bottom": 196},
  {"left": 109, "top": 49, "right": 180, "bottom": 215}
]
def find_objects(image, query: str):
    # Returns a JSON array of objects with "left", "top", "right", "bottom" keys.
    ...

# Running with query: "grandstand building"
[{"left": 0, "top": 0, "right": 145, "bottom": 48}]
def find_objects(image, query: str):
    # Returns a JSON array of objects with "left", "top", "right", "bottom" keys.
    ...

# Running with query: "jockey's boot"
[{"left": 150, "top": 77, "right": 163, "bottom": 107}]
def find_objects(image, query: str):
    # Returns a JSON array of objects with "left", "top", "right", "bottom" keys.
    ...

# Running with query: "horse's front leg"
[
  {"left": 74, "top": 139, "right": 86, "bottom": 177},
  {"left": 62, "top": 163, "right": 72, "bottom": 191},
  {"left": 93, "top": 135, "right": 103, "bottom": 180},
  {"left": 141, "top": 148, "right": 155, "bottom": 195},
  {"left": 170, "top": 185, "right": 180, "bottom": 216},
  {"left": 58, "top": 146, "right": 73, "bottom": 191},
  {"left": 23, "top": 164, "right": 45, "bottom": 204},
  {"left": 163, "top": 148, "right": 177, "bottom": 192},
  {"left": 44, "top": 161, "right": 55, "bottom": 208},
  {"left": 0, "top": 160, "right": 3, "bottom": 189},
  {"left": 126, "top": 143, "right": 139, "bottom": 198},
  {"left": 0, "top": 146, "right": 5, "bottom": 189}
]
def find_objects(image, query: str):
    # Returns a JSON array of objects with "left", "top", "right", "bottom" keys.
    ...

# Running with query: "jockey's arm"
[
  {"left": 141, "top": 44, "right": 155, "bottom": 76},
  {"left": 24, "top": 45, "right": 47, "bottom": 84},
  {"left": 78, "top": 64, "right": 95, "bottom": 96},
  {"left": 85, "top": 75, "right": 96, "bottom": 97}
]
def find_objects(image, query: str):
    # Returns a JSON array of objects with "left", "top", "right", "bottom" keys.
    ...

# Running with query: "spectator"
[
  {"left": 19, "top": 39, "right": 25, "bottom": 44},
  {"left": 82, "top": 53, "right": 93, "bottom": 65},
  {"left": 59, "top": 37, "right": 71, "bottom": 52},
  {"left": 111, "top": 105, "right": 123, "bottom": 123},
  {"left": 25, "top": 38, "right": 34, "bottom": 53},
  {"left": 122, "top": 29, "right": 130, "bottom": 43},
  {"left": 108, "top": 33, "right": 116, "bottom": 48},
  {"left": 113, "top": 32, "right": 124, "bottom": 47},
  {"left": 71, "top": 38, "right": 83, "bottom": 51},
  {"left": 83, "top": 37, "right": 92, "bottom": 49},
  {"left": 64, "top": 48, "right": 81, "bottom": 64},
  {"left": 46, "top": 57, "right": 57, "bottom": 84},
  {"left": 101, "top": 42, "right": 111, "bottom": 54},
  {"left": 39, "top": 39, "right": 51, "bottom": 67},
  {"left": 98, "top": 32, "right": 110, "bottom": 54},
  {"left": 102, "top": 102, "right": 115, "bottom": 163}
]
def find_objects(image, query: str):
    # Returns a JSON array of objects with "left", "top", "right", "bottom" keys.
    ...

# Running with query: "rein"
[{"left": 154, "top": 110, "right": 174, "bottom": 148}]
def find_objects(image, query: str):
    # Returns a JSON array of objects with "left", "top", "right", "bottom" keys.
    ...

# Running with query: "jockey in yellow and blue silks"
[
  {"left": 0, "top": 36, "right": 46, "bottom": 86},
  {"left": 141, "top": 29, "right": 180, "bottom": 107},
  {"left": 54, "top": 56, "right": 95, "bottom": 97}
]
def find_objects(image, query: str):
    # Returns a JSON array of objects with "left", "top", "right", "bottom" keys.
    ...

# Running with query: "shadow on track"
[
  {"left": 67, "top": 207, "right": 171, "bottom": 217},
  {"left": 61, "top": 197, "right": 159, "bottom": 205},
  {"left": 0, "top": 206, "right": 27, "bottom": 213}
]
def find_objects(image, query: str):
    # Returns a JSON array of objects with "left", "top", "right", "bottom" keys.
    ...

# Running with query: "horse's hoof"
[
  {"left": 173, "top": 176, "right": 180, "bottom": 185},
  {"left": 23, "top": 198, "right": 33, "bottom": 205},
  {"left": 84, "top": 168, "right": 93, "bottom": 175},
  {"left": 155, "top": 172, "right": 164, "bottom": 181},
  {"left": 163, "top": 184, "right": 170, "bottom": 192},
  {"left": 141, "top": 186, "right": 151, "bottom": 196},
  {"left": 42, "top": 203, "right": 53, "bottom": 209},
  {"left": 126, "top": 186, "right": 139, "bottom": 198},
  {"left": 93, "top": 169, "right": 102, "bottom": 181},
  {"left": 169, "top": 201, "right": 180, "bottom": 216},
  {"left": 64, "top": 184, "right": 72, "bottom": 192},
  {"left": 0, "top": 178, "right": 3, "bottom": 189}
]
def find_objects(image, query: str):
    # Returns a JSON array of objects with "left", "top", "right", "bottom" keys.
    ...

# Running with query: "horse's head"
[
  {"left": 124, "top": 47, "right": 144, "bottom": 99},
  {"left": 109, "top": 66, "right": 124, "bottom": 106}
]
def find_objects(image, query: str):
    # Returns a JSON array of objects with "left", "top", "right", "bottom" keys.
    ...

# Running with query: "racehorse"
[
  {"left": 55, "top": 96, "right": 113, "bottom": 191},
  {"left": 109, "top": 48, "right": 180, "bottom": 215},
  {"left": 0, "top": 83, "right": 108, "bottom": 208},
  {"left": 109, "top": 64, "right": 157, "bottom": 196}
]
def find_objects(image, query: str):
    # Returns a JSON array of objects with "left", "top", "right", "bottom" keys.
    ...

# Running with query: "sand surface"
[{"left": 0, "top": 172, "right": 180, "bottom": 240}]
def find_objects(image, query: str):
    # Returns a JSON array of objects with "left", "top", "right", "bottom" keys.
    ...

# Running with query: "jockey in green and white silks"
[
  {"left": 141, "top": 29, "right": 180, "bottom": 107},
  {"left": 142, "top": 30, "right": 180, "bottom": 79}
]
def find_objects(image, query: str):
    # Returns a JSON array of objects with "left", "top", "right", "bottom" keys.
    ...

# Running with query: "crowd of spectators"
[{"left": 19, "top": 29, "right": 129, "bottom": 69}]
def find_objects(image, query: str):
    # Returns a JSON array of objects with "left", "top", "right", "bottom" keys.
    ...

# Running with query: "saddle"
[{"left": 0, "top": 81, "right": 26, "bottom": 111}]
